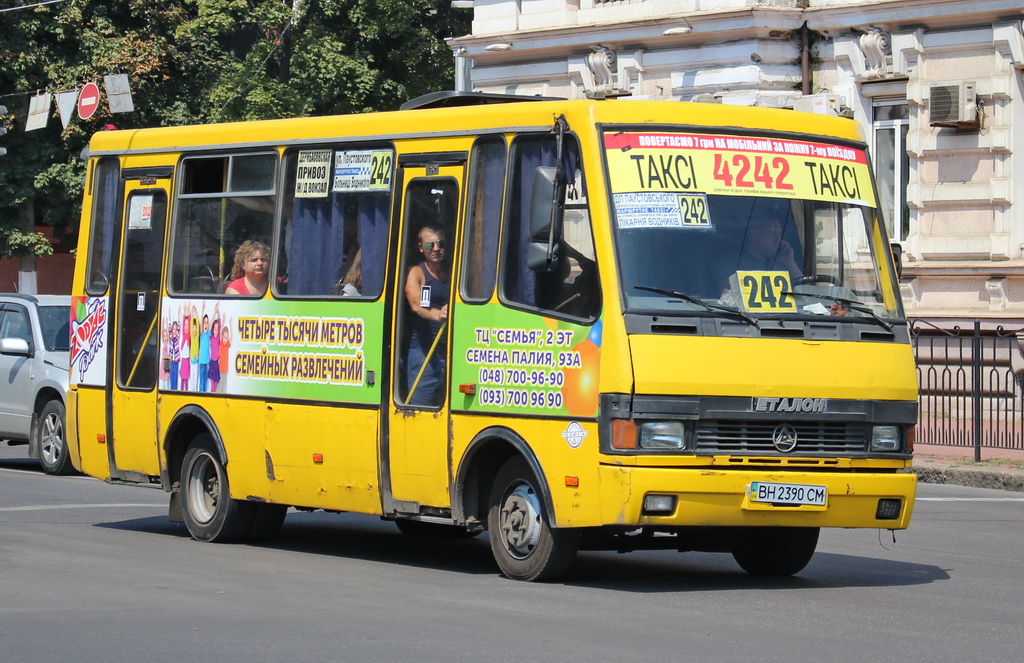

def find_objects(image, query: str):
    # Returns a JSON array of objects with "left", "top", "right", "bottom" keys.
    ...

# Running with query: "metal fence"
[{"left": 910, "top": 319, "right": 1024, "bottom": 459}]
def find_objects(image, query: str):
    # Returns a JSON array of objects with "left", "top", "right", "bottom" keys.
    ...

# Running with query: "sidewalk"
[{"left": 908, "top": 449, "right": 1024, "bottom": 493}]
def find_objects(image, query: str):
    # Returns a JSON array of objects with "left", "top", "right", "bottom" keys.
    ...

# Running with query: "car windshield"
[
  {"left": 38, "top": 306, "right": 71, "bottom": 351},
  {"left": 603, "top": 129, "right": 903, "bottom": 323}
]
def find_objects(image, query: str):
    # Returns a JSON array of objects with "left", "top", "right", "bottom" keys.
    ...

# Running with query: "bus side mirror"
[
  {"left": 529, "top": 166, "right": 556, "bottom": 239},
  {"left": 527, "top": 240, "right": 560, "bottom": 272},
  {"left": 890, "top": 242, "right": 903, "bottom": 280},
  {"left": 526, "top": 166, "right": 561, "bottom": 272}
]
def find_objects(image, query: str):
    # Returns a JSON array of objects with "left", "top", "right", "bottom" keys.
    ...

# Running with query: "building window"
[{"left": 873, "top": 101, "right": 910, "bottom": 242}]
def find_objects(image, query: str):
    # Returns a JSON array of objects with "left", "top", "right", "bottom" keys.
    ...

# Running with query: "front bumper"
[{"left": 597, "top": 464, "right": 916, "bottom": 529}]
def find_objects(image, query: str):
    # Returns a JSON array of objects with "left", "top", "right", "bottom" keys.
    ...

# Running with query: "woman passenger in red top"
[{"left": 225, "top": 240, "right": 271, "bottom": 296}]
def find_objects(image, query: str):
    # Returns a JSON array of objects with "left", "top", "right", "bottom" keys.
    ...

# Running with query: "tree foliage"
[{"left": 0, "top": 0, "right": 469, "bottom": 258}]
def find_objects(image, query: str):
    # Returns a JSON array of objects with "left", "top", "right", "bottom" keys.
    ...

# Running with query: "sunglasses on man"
[{"left": 422, "top": 240, "right": 446, "bottom": 251}]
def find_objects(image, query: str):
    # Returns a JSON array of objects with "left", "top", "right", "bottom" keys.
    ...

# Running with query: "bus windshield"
[{"left": 604, "top": 129, "right": 902, "bottom": 323}]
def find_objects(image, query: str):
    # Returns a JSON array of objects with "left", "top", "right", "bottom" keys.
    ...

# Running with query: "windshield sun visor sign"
[
  {"left": 604, "top": 131, "right": 875, "bottom": 217},
  {"left": 612, "top": 191, "right": 711, "bottom": 229}
]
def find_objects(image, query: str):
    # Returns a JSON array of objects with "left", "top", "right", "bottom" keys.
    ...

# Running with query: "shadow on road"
[
  {"left": 568, "top": 550, "right": 949, "bottom": 592},
  {"left": 93, "top": 509, "right": 949, "bottom": 592},
  {"left": 0, "top": 456, "right": 43, "bottom": 473}
]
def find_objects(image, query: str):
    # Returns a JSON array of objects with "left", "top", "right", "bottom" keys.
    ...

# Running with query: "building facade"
[{"left": 450, "top": 0, "right": 1024, "bottom": 323}]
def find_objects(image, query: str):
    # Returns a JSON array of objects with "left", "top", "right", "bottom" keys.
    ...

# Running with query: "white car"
[{"left": 0, "top": 294, "right": 73, "bottom": 474}]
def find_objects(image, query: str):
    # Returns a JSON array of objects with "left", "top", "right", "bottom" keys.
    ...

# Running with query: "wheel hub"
[
  {"left": 40, "top": 413, "right": 63, "bottom": 465},
  {"left": 187, "top": 453, "right": 220, "bottom": 524},
  {"left": 499, "top": 483, "right": 542, "bottom": 559}
]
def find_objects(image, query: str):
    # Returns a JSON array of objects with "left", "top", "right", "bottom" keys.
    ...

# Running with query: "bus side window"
[
  {"left": 85, "top": 158, "right": 121, "bottom": 294},
  {"left": 169, "top": 154, "right": 276, "bottom": 295},
  {"left": 500, "top": 135, "right": 599, "bottom": 320},
  {"left": 461, "top": 137, "right": 506, "bottom": 302},
  {"left": 278, "top": 147, "right": 392, "bottom": 298}
]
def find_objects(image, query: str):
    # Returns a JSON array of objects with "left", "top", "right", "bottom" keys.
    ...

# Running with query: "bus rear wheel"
[
  {"left": 487, "top": 457, "right": 577, "bottom": 582},
  {"left": 180, "top": 435, "right": 254, "bottom": 543},
  {"left": 731, "top": 527, "right": 819, "bottom": 576}
]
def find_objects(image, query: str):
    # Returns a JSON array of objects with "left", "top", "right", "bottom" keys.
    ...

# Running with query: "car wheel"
[{"left": 38, "top": 400, "right": 73, "bottom": 475}]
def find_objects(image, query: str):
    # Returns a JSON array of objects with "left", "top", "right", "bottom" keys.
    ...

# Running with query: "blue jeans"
[{"left": 406, "top": 342, "right": 446, "bottom": 407}]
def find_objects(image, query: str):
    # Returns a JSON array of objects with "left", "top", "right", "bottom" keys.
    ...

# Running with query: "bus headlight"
[
  {"left": 870, "top": 425, "right": 900, "bottom": 452},
  {"left": 639, "top": 421, "right": 685, "bottom": 450}
]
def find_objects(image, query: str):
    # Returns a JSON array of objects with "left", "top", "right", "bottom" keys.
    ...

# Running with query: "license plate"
[{"left": 749, "top": 481, "right": 827, "bottom": 506}]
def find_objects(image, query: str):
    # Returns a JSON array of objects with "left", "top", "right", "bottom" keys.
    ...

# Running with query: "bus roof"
[{"left": 87, "top": 96, "right": 866, "bottom": 156}]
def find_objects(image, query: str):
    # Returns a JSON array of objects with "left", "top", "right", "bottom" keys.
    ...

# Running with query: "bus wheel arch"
[
  {"left": 455, "top": 427, "right": 544, "bottom": 528},
  {"left": 163, "top": 406, "right": 285, "bottom": 543},
  {"left": 163, "top": 405, "right": 227, "bottom": 492},
  {"left": 456, "top": 427, "right": 578, "bottom": 581}
]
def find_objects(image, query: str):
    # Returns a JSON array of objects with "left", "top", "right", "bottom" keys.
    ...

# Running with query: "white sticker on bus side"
[{"left": 562, "top": 421, "right": 588, "bottom": 449}]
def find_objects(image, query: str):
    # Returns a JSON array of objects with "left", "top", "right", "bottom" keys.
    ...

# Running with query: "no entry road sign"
[{"left": 78, "top": 82, "right": 100, "bottom": 120}]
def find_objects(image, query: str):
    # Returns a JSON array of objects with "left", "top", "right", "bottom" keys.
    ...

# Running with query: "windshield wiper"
[
  {"left": 781, "top": 291, "right": 893, "bottom": 332},
  {"left": 634, "top": 285, "right": 759, "bottom": 327}
]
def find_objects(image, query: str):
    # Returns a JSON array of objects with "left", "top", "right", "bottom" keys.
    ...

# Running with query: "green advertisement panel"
[
  {"left": 451, "top": 304, "right": 603, "bottom": 418},
  {"left": 160, "top": 297, "right": 383, "bottom": 404}
]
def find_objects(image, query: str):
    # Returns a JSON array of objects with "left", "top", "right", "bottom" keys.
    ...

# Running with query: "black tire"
[
  {"left": 487, "top": 457, "right": 578, "bottom": 582},
  {"left": 179, "top": 434, "right": 254, "bottom": 542},
  {"left": 731, "top": 527, "right": 820, "bottom": 577},
  {"left": 394, "top": 519, "right": 479, "bottom": 539},
  {"left": 37, "top": 400, "right": 73, "bottom": 476},
  {"left": 245, "top": 503, "right": 288, "bottom": 543}
]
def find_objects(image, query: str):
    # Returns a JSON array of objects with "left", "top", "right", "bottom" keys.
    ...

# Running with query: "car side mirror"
[{"left": 0, "top": 337, "right": 32, "bottom": 357}]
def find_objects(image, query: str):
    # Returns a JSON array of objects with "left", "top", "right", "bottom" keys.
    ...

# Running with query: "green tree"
[{"left": 0, "top": 0, "right": 469, "bottom": 285}]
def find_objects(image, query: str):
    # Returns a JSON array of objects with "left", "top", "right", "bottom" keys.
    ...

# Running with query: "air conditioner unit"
[{"left": 929, "top": 81, "right": 977, "bottom": 127}]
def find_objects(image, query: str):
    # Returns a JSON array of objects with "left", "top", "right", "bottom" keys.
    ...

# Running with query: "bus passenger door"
[
  {"left": 384, "top": 156, "right": 465, "bottom": 515},
  {"left": 109, "top": 176, "right": 169, "bottom": 478}
]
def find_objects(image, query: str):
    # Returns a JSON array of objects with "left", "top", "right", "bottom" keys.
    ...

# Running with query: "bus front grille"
[{"left": 694, "top": 420, "right": 866, "bottom": 455}]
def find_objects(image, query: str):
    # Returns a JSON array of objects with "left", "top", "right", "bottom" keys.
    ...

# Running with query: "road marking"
[
  {"left": 0, "top": 503, "right": 163, "bottom": 512},
  {"left": 0, "top": 466, "right": 94, "bottom": 479},
  {"left": 917, "top": 497, "right": 1024, "bottom": 502}
]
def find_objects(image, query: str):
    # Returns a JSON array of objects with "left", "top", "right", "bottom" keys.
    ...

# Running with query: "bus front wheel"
[
  {"left": 180, "top": 435, "right": 254, "bottom": 543},
  {"left": 731, "top": 527, "right": 819, "bottom": 576},
  {"left": 487, "top": 457, "right": 578, "bottom": 582}
]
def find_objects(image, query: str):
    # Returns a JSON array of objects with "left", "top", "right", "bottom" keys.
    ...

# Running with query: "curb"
[{"left": 903, "top": 463, "right": 1024, "bottom": 493}]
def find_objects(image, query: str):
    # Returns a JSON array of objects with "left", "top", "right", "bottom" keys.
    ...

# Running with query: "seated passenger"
[
  {"left": 225, "top": 240, "right": 271, "bottom": 296},
  {"left": 331, "top": 249, "right": 362, "bottom": 297}
]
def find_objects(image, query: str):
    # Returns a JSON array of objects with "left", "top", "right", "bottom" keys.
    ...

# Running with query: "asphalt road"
[{"left": 2, "top": 445, "right": 1023, "bottom": 662}]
